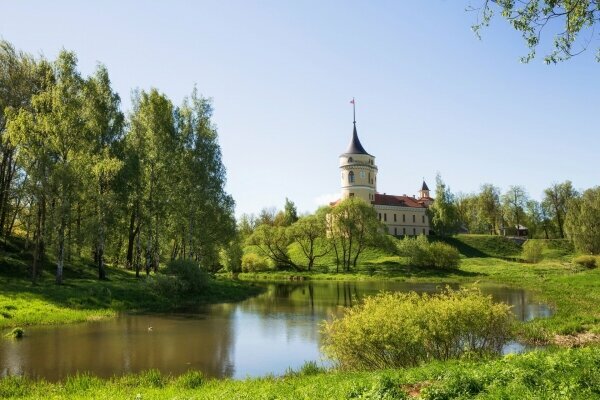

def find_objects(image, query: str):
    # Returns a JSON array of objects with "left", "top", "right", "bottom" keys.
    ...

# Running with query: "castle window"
[
  {"left": 384, "top": 213, "right": 387, "bottom": 222},
  {"left": 348, "top": 171, "right": 355, "bottom": 183},
  {"left": 413, "top": 215, "right": 416, "bottom": 223},
  {"left": 422, "top": 215, "right": 425, "bottom": 223},
  {"left": 394, "top": 227, "right": 397, "bottom": 235},
  {"left": 394, "top": 214, "right": 397, "bottom": 222},
  {"left": 423, "top": 228, "right": 426, "bottom": 234},
  {"left": 360, "top": 171, "right": 366, "bottom": 178},
  {"left": 403, "top": 227, "right": 406, "bottom": 235},
  {"left": 348, "top": 157, "right": 353, "bottom": 163},
  {"left": 378, "top": 213, "right": 381, "bottom": 220},
  {"left": 402, "top": 214, "right": 406, "bottom": 222},
  {"left": 413, "top": 228, "right": 416, "bottom": 235}
]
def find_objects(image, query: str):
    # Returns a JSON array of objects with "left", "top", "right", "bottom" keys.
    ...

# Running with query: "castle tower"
[{"left": 339, "top": 100, "right": 378, "bottom": 203}]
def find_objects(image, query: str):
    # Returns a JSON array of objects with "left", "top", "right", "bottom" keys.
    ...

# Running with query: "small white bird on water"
[{"left": 148, "top": 326, "right": 153, "bottom": 332}]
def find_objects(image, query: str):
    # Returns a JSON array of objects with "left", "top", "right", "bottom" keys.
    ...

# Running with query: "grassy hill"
[
  {"left": 0, "top": 237, "right": 260, "bottom": 329},
  {"left": 436, "top": 234, "right": 523, "bottom": 259}
]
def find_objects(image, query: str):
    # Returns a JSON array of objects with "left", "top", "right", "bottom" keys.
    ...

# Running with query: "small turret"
[{"left": 419, "top": 180, "right": 430, "bottom": 199}]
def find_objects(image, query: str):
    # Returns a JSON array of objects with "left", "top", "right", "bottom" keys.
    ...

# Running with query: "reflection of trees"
[{"left": 0, "top": 308, "right": 238, "bottom": 381}]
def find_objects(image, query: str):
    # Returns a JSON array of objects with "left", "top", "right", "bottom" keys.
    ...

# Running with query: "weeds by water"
[{"left": 0, "top": 346, "right": 598, "bottom": 399}]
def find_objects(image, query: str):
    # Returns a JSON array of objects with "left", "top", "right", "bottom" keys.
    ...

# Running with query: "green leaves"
[
  {"left": 322, "top": 287, "right": 514, "bottom": 370},
  {"left": 471, "top": 0, "right": 600, "bottom": 63},
  {"left": 564, "top": 186, "right": 600, "bottom": 254}
]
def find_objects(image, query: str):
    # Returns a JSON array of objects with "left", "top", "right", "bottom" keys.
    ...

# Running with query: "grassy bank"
[
  {"left": 1, "top": 345, "right": 598, "bottom": 399},
  {"left": 0, "top": 238, "right": 261, "bottom": 330},
  {"left": 0, "top": 273, "right": 262, "bottom": 329}
]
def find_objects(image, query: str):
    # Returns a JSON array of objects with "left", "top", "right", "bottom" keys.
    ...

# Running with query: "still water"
[{"left": 0, "top": 281, "right": 552, "bottom": 381}]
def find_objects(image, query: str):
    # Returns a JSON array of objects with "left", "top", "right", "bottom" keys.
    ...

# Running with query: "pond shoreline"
[{"left": 1, "top": 345, "right": 598, "bottom": 399}]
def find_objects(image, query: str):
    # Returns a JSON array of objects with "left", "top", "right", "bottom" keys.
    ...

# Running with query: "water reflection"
[{"left": 0, "top": 281, "right": 552, "bottom": 381}]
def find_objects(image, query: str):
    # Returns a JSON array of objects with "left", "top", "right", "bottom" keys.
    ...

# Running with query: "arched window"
[
  {"left": 348, "top": 171, "right": 355, "bottom": 183},
  {"left": 348, "top": 157, "right": 353, "bottom": 163}
]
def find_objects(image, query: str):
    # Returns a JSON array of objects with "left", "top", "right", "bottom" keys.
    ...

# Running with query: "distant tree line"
[
  {"left": 428, "top": 174, "right": 600, "bottom": 254},
  {"left": 0, "top": 40, "right": 235, "bottom": 283}
]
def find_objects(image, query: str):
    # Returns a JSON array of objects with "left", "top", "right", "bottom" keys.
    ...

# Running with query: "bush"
[
  {"left": 522, "top": 240, "right": 545, "bottom": 263},
  {"left": 427, "top": 242, "right": 460, "bottom": 269},
  {"left": 241, "top": 253, "right": 272, "bottom": 272},
  {"left": 147, "top": 260, "right": 210, "bottom": 296},
  {"left": 573, "top": 255, "right": 598, "bottom": 269},
  {"left": 322, "top": 288, "right": 513, "bottom": 371},
  {"left": 164, "top": 259, "right": 210, "bottom": 293},
  {"left": 5, "top": 327, "right": 24, "bottom": 339},
  {"left": 397, "top": 236, "right": 460, "bottom": 269}
]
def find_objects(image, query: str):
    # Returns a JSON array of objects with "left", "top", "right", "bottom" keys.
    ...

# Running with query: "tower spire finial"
[{"left": 350, "top": 97, "right": 356, "bottom": 124}]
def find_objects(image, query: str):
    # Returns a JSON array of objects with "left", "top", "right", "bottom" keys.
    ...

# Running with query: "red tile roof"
[
  {"left": 373, "top": 193, "right": 426, "bottom": 208},
  {"left": 329, "top": 194, "right": 427, "bottom": 208}
]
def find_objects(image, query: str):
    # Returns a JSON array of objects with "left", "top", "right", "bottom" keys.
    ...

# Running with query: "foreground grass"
[{"left": 1, "top": 345, "right": 599, "bottom": 399}]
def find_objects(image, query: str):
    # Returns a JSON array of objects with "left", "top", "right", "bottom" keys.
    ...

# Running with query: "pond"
[{"left": 0, "top": 280, "right": 552, "bottom": 381}]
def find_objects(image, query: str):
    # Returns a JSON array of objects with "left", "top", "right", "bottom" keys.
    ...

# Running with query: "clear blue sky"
[{"left": 2, "top": 1, "right": 598, "bottom": 217}]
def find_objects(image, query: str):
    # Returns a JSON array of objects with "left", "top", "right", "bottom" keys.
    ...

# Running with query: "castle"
[{"left": 332, "top": 110, "right": 433, "bottom": 236}]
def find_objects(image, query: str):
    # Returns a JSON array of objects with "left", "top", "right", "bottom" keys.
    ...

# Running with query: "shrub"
[
  {"left": 427, "top": 242, "right": 460, "bottom": 269},
  {"left": 396, "top": 236, "right": 460, "bottom": 269},
  {"left": 147, "top": 260, "right": 210, "bottom": 296},
  {"left": 164, "top": 259, "right": 210, "bottom": 293},
  {"left": 522, "top": 240, "right": 545, "bottom": 263},
  {"left": 5, "top": 327, "right": 24, "bottom": 339},
  {"left": 322, "top": 288, "right": 513, "bottom": 371},
  {"left": 573, "top": 255, "right": 597, "bottom": 269},
  {"left": 241, "top": 253, "right": 272, "bottom": 272}
]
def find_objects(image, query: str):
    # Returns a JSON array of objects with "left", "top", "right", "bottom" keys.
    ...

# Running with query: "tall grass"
[{"left": 0, "top": 346, "right": 598, "bottom": 399}]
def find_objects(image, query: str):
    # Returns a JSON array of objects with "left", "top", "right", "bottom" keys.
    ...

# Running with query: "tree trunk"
[
  {"left": 556, "top": 211, "right": 565, "bottom": 239},
  {"left": 126, "top": 209, "right": 136, "bottom": 268},
  {"left": 97, "top": 222, "right": 106, "bottom": 280},
  {"left": 76, "top": 202, "right": 81, "bottom": 257},
  {"left": 32, "top": 198, "right": 45, "bottom": 283},
  {"left": 56, "top": 202, "right": 68, "bottom": 285},
  {"left": 135, "top": 226, "right": 141, "bottom": 278}
]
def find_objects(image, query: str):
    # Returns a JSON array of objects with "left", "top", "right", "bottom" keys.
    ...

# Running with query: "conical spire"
[
  {"left": 421, "top": 180, "right": 429, "bottom": 191},
  {"left": 343, "top": 98, "right": 369, "bottom": 155}
]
